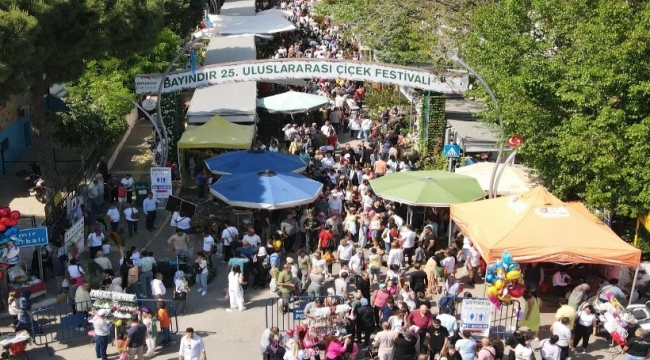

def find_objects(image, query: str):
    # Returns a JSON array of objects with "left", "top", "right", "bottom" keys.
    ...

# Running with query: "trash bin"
[{"left": 134, "top": 181, "right": 150, "bottom": 207}]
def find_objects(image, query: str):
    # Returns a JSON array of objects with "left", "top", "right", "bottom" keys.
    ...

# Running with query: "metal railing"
[
  {"left": 440, "top": 296, "right": 521, "bottom": 339},
  {"left": 265, "top": 295, "right": 345, "bottom": 331},
  {"left": 28, "top": 298, "right": 178, "bottom": 356}
]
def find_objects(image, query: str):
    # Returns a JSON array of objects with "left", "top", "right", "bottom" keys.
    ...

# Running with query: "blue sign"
[
  {"left": 444, "top": 144, "right": 461, "bottom": 158},
  {"left": 15, "top": 227, "right": 49, "bottom": 247},
  {"left": 293, "top": 308, "right": 306, "bottom": 321}
]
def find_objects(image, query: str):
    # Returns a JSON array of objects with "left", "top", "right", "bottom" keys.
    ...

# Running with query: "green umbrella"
[{"left": 369, "top": 170, "right": 486, "bottom": 207}]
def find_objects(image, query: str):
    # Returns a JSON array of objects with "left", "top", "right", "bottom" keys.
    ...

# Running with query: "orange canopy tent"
[{"left": 450, "top": 186, "right": 641, "bottom": 267}]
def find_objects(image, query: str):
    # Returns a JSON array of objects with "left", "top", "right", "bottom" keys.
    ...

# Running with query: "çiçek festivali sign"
[{"left": 135, "top": 59, "right": 468, "bottom": 95}]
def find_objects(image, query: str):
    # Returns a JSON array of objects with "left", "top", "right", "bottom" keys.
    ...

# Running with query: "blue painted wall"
[{"left": 0, "top": 116, "right": 32, "bottom": 176}]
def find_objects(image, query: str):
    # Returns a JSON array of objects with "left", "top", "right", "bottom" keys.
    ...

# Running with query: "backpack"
[{"left": 262, "top": 256, "right": 271, "bottom": 270}]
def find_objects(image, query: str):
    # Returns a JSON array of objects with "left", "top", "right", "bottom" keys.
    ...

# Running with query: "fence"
[
  {"left": 265, "top": 295, "right": 345, "bottom": 331},
  {"left": 28, "top": 298, "right": 178, "bottom": 356},
  {"left": 440, "top": 296, "right": 520, "bottom": 339},
  {"left": 265, "top": 295, "right": 520, "bottom": 339}
]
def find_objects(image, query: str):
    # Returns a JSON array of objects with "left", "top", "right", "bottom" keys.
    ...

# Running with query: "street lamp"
[
  {"left": 450, "top": 55, "right": 505, "bottom": 199},
  {"left": 156, "top": 30, "right": 206, "bottom": 167}
]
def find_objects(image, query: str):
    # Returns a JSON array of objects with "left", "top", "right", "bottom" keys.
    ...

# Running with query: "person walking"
[
  {"left": 142, "top": 193, "right": 160, "bottom": 231},
  {"left": 91, "top": 309, "right": 111, "bottom": 360},
  {"left": 573, "top": 305, "right": 597, "bottom": 353},
  {"left": 519, "top": 290, "right": 541, "bottom": 340},
  {"left": 539, "top": 335, "right": 561, "bottom": 360},
  {"left": 173, "top": 270, "right": 189, "bottom": 315},
  {"left": 123, "top": 202, "right": 139, "bottom": 237},
  {"left": 373, "top": 321, "right": 398, "bottom": 360},
  {"left": 194, "top": 252, "right": 208, "bottom": 296},
  {"left": 125, "top": 313, "right": 147, "bottom": 360},
  {"left": 178, "top": 327, "right": 207, "bottom": 360},
  {"left": 227, "top": 264, "right": 247, "bottom": 311}
]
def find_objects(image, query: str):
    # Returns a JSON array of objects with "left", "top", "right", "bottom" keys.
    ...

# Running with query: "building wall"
[{"left": 0, "top": 93, "right": 33, "bottom": 176}]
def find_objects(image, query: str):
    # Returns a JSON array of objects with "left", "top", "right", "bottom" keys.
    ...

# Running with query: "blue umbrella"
[
  {"left": 210, "top": 170, "right": 323, "bottom": 209},
  {"left": 204, "top": 150, "right": 307, "bottom": 175}
]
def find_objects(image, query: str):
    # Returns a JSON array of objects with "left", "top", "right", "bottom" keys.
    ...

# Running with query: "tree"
[
  {"left": 52, "top": 29, "right": 183, "bottom": 148},
  {"left": 460, "top": 0, "right": 650, "bottom": 217},
  {"left": 163, "top": 0, "right": 204, "bottom": 37},
  {"left": 314, "top": 0, "right": 475, "bottom": 66},
  {"left": 0, "top": 0, "right": 165, "bottom": 189}
]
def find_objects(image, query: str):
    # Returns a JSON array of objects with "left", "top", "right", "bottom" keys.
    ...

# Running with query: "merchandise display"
[{"left": 90, "top": 290, "right": 138, "bottom": 320}]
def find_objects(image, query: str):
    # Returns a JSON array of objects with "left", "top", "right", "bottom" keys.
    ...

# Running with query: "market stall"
[
  {"left": 89, "top": 290, "right": 139, "bottom": 339},
  {"left": 450, "top": 186, "right": 641, "bottom": 267},
  {"left": 7, "top": 267, "right": 45, "bottom": 299},
  {"left": 297, "top": 304, "right": 351, "bottom": 357}
]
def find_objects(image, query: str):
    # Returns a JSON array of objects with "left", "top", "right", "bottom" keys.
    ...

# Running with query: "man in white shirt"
[
  {"left": 552, "top": 269, "right": 572, "bottom": 297},
  {"left": 311, "top": 251, "right": 328, "bottom": 275},
  {"left": 320, "top": 121, "right": 332, "bottom": 137},
  {"left": 87, "top": 228, "right": 105, "bottom": 259},
  {"left": 360, "top": 118, "right": 373, "bottom": 141},
  {"left": 242, "top": 228, "right": 261, "bottom": 250},
  {"left": 106, "top": 201, "right": 120, "bottom": 232},
  {"left": 400, "top": 225, "right": 417, "bottom": 265},
  {"left": 151, "top": 272, "right": 166, "bottom": 300},
  {"left": 336, "top": 238, "right": 355, "bottom": 266},
  {"left": 178, "top": 327, "right": 206, "bottom": 360},
  {"left": 467, "top": 245, "right": 481, "bottom": 286},
  {"left": 120, "top": 174, "right": 134, "bottom": 204},
  {"left": 348, "top": 251, "right": 364, "bottom": 276},
  {"left": 321, "top": 153, "right": 335, "bottom": 168},
  {"left": 436, "top": 306, "right": 458, "bottom": 339},
  {"left": 551, "top": 317, "right": 573, "bottom": 360},
  {"left": 123, "top": 202, "right": 139, "bottom": 237},
  {"left": 142, "top": 193, "right": 160, "bottom": 231},
  {"left": 221, "top": 220, "right": 239, "bottom": 263},
  {"left": 327, "top": 192, "right": 343, "bottom": 215}
]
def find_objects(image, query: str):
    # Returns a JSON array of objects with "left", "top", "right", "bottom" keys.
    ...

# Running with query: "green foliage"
[
  {"left": 52, "top": 29, "right": 183, "bottom": 148},
  {"left": 461, "top": 0, "right": 650, "bottom": 217},
  {"left": 163, "top": 0, "right": 204, "bottom": 37},
  {"left": 314, "top": 0, "right": 473, "bottom": 67}
]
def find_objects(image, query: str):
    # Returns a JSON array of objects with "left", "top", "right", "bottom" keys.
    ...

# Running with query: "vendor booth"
[
  {"left": 450, "top": 186, "right": 641, "bottom": 267},
  {"left": 177, "top": 115, "right": 254, "bottom": 150}
]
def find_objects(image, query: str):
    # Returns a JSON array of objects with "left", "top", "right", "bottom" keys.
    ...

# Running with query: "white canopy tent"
[
  {"left": 187, "top": 35, "right": 257, "bottom": 124},
  {"left": 219, "top": 0, "right": 256, "bottom": 16},
  {"left": 208, "top": 10, "right": 295, "bottom": 36},
  {"left": 257, "top": 91, "right": 329, "bottom": 114}
]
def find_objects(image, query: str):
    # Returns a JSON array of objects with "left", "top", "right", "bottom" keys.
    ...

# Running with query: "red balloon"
[
  {"left": 0, "top": 224, "right": 6, "bottom": 232},
  {"left": 0, "top": 218, "right": 10, "bottom": 226},
  {"left": 0, "top": 208, "right": 9, "bottom": 218},
  {"left": 6, "top": 219, "right": 17, "bottom": 227},
  {"left": 9, "top": 211, "right": 20, "bottom": 220},
  {"left": 509, "top": 284, "right": 526, "bottom": 298}
]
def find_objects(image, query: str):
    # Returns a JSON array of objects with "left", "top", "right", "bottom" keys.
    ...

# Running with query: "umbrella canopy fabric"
[
  {"left": 450, "top": 186, "right": 641, "bottom": 266},
  {"left": 257, "top": 91, "right": 329, "bottom": 114},
  {"left": 369, "top": 170, "right": 486, "bottom": 207},
  {"left": 210, "top": 170, "right": 323, "bottom": 209},
  {"left": 205, "top": 150, "right": 307, "bottom": 175},
  {"left": 455, "top": 162, "right": 535, "bottom": 196}
]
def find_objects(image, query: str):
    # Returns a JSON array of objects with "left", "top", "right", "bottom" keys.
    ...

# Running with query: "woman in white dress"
[
  {"left": 514, "top": 335, "right": 535, "bottom": 360},
  {"left": 227, "top": 265, "right": 247, "bottom": 311}
]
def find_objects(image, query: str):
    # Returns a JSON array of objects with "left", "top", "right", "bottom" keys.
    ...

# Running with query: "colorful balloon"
[
  {"left": 485, "top": 274, "right": 496, "bottom": 284},
  {"left": 9, "top": 211, "right": 20, "bottom": 220},
  {"left": 506, "top": 270, "right": 521, "bottom": 281},
  {"left": 502, "top": 251, "right": 513, "bottom": 265},
  {"left": 509, "top": 284, "right": 526, "bottom": 298},
  {"left": 494, "top": 279, "right": 505, "bottom": 290},
  {"left": 508, "top": 263, "right": 520, "bottom": 272}
]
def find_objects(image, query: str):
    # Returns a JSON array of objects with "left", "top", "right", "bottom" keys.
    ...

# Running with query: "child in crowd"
[
  {"left": 142, "top": 308, "right": 158, "bottom": 356},
  {"left": 115, "top": 332, "right": 127, "bottom": 359},
  {"left": 157, "top": 302, "right": 171, "bottom": 346}
]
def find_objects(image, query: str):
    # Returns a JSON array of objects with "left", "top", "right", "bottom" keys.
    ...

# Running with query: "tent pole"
[
  {"left": 629, "top": 266, "right": 641, "bottom": 307},
  {"left": 448, "top": 214, "right": 452, "bottom": 246}
]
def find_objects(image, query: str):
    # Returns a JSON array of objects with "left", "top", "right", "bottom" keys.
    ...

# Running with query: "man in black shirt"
[
  {"left": 426, "top": 319, "right": 449, "bottom": 357},
  {"left": 624, "top": 328, "right": 650, "bottom": 359},
  {"left": 394, "top": 331, "right": 418, "bottom": 360},
  {"left": 356, "top": 272, "right": 371, "bottom": 300},
  {"left": 409, "top": 262, "right": 428, "bottom": 293},
  {"left": 303, "top": 213, "right": 322, "bottom": 253}
]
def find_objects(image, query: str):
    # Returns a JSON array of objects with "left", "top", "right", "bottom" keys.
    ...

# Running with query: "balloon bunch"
[
  {"left": 485, "top": 251, "right": 525, "bottom": 309},
  {"left": 0, "top": 207, "right": 20, "bottom": 243}
]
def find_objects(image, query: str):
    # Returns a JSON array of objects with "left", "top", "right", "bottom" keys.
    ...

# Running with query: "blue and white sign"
[
  {"left": 15, "top": 227, "right": 49, "bottom": 248},
  {"left": 444, "top": 144, "right": 461, "bottom": 158},
  {"left": 460, "top": 298, "right": 492, "bottom": 337},
  {"left": 150, "top": 167, "right": 172, "bottom": 199},
  {"left": 293, "top": 308, "right": 306, "bottom": 321}
]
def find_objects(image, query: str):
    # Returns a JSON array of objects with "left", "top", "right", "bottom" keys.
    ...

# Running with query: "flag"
[
  {"left": 205, "top": 15, "right": 213, "bottom": 29},
  {"left": 190, "top": 50, "right": 197, "bottom": 74}
]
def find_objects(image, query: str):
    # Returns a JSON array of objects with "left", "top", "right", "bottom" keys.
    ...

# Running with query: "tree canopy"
[
  {"left": 461, "top": 0, "right": 650, "bottom": 217},
  {"left": 314, "top": 0, "right": 473, "bottom": 66}
]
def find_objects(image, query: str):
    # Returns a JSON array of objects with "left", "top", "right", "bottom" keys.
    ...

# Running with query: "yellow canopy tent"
[
  {"left": 450, "top": 186, "right": 641, "bottom": 267},
  {"left": 177, "top": 115, "right": 254, "bottom": 149}
]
